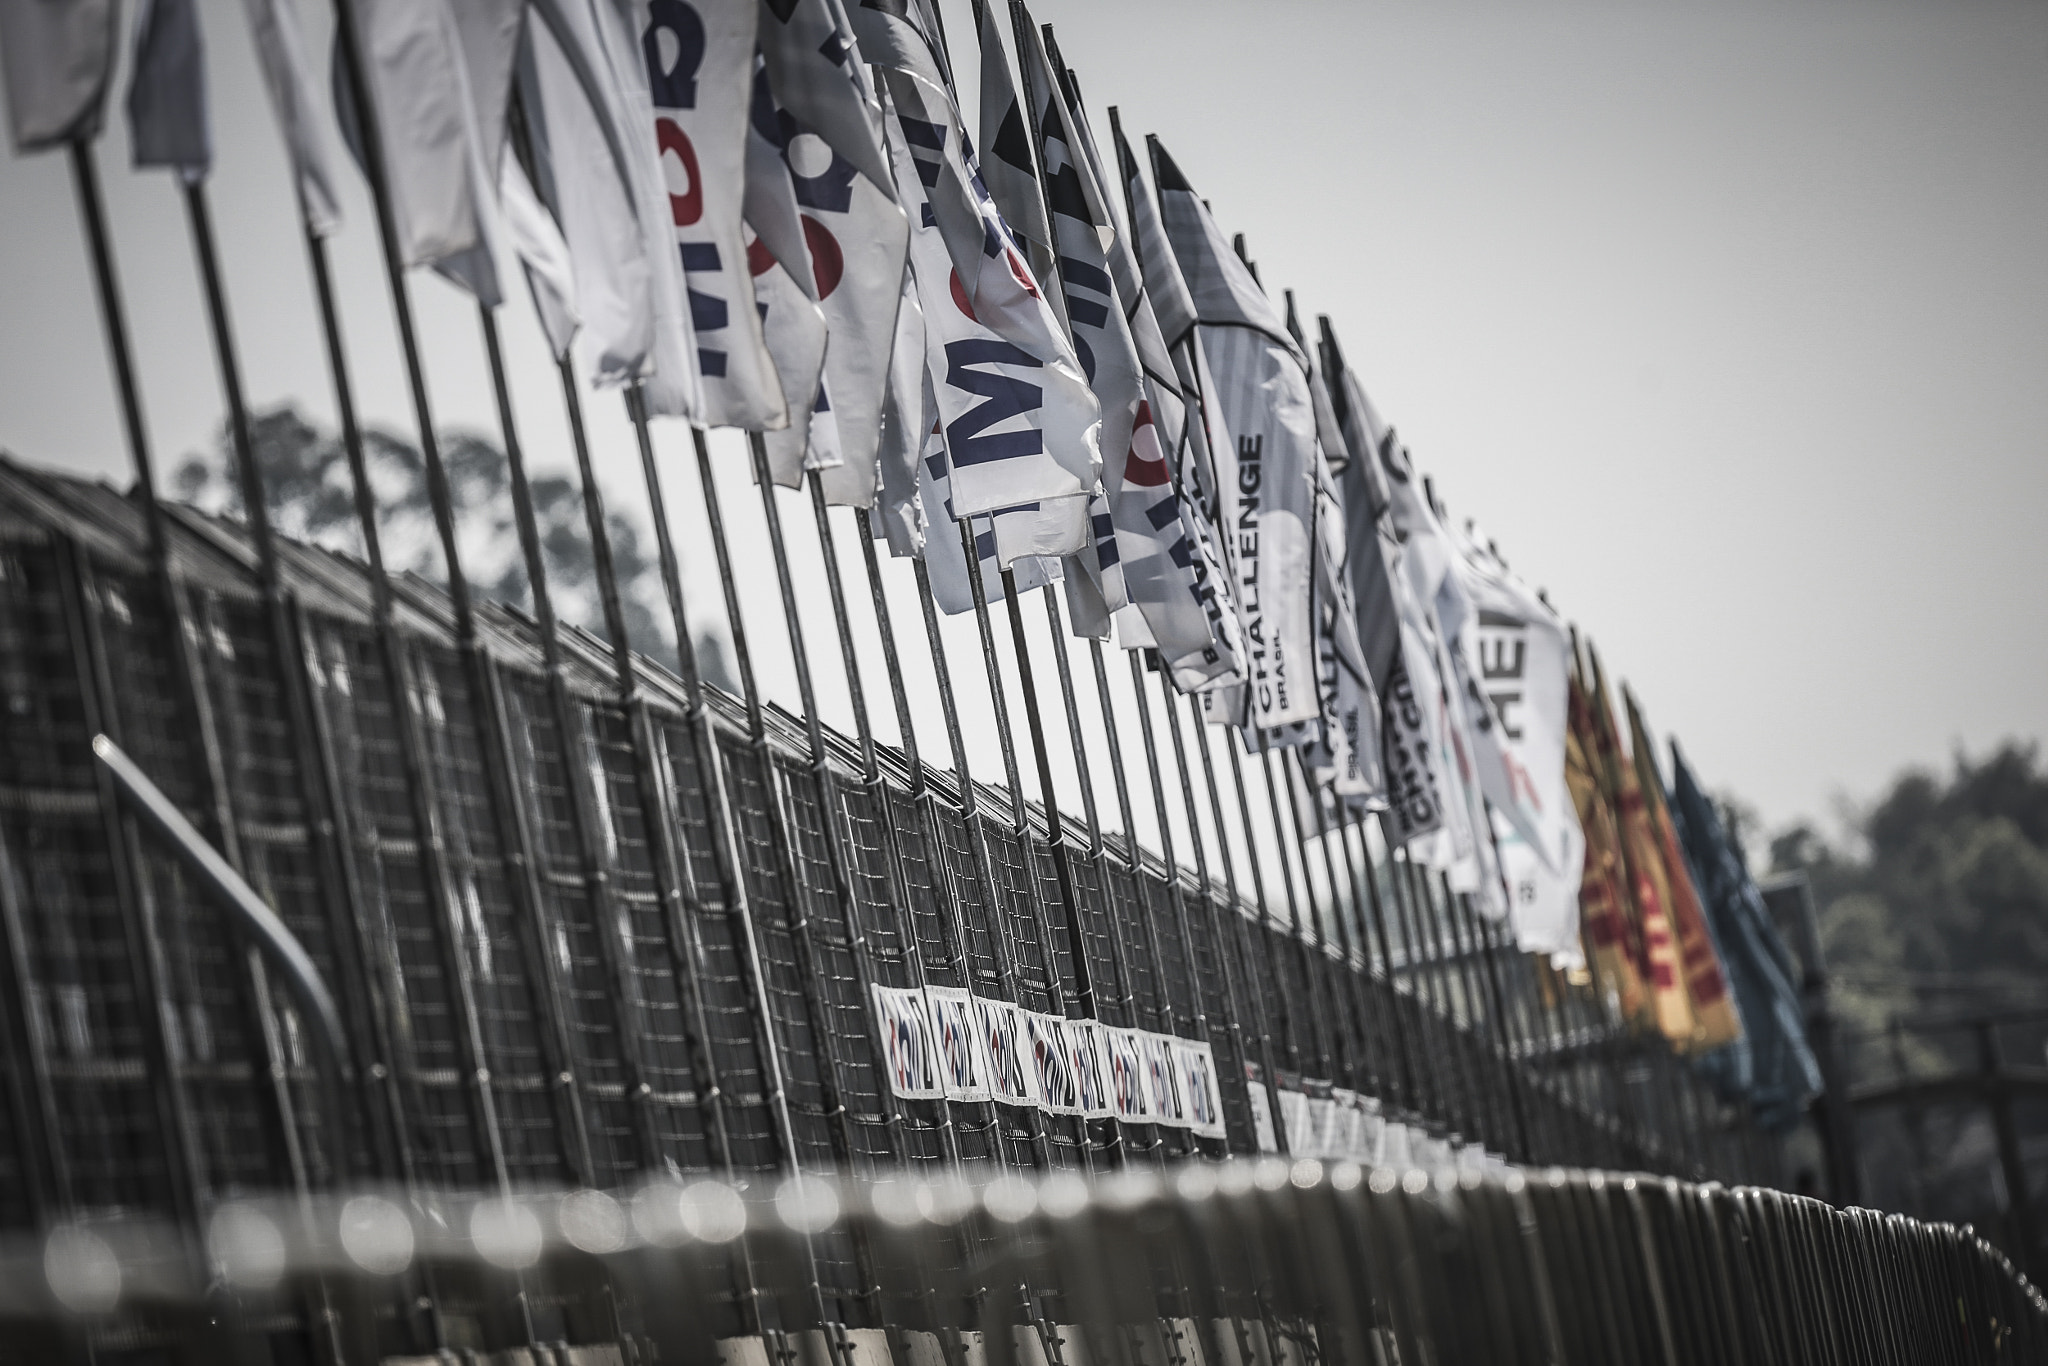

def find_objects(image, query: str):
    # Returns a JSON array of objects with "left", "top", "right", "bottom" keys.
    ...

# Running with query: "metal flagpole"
[
  {"left": 623, "top": 395, "right": 784, "bottom": 1340},
  {"left": 327, "top": 0, "right": 525, "bottom": 1219},
  {"left": 1253, "top": 740, "right": 1338, "bottom": 1088},
  {"left": 1221, "top": 736, "right": 1298, "bottom": 1150},
  {"left": 852, "top": 509, "right": 994, "bottom": 1168},
  {"left": 741, "top": 438, "right": 915, "bottom": 1347},
  {"left": 179, "top": 173, "right": 372, "bottom": 1209},
  {"left": 1286, "top": 756, "right": 1389, "bottom": 1107},
  {"left": 812, "top": 488, "right": 965, "bottom": 1176},
  {"left": 1154, "top": 663, "right": 1259, "bottom": 1158},
  {"left": 909, "top": 552, "right": 1050, "bottom": 1172},
  {"left": 1187, "top": 708, "right": 1290, "bottom": 1150},
  {"left": 1033, "top": 590, "right": 1149, "bottom": 1166},
  {"left": 1339, "top": 819, "right": 1421, "bottom": 1121},
  {"left": 479, "top": 306, "right": 620, "bottom": 1191},
  {"left": 1079, "top": 639, "right": 1172, "bottom": 1167},
  {"left": 685, "top": 422, "right": 867, "bottom": 1347}
]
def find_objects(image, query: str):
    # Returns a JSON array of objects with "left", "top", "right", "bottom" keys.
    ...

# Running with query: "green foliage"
[
  {"left": 172, "top": 406, "right": 734, "bottom": 692},
  {"left": 1769, "top": 743, "right": 2048, "bottom": 1029}
]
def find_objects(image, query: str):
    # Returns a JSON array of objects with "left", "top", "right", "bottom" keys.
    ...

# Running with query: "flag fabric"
[
  {"left": 759, "top": 0, "right": 892, "bottom": 193},
  {"left": 126, "top": 0, "right": 209, "bottom": 181},
  {"left": 0, "top": 0, "right": 119, "bottom": 152},
  {"left": 528, "top": 0, "right": 702, "bottom": 414},
  {"left": 1443, "top": 524, "right": 1586, "bottom": 953},
  {"left": 917, "top": 422, "right": 1061, "bottom": 614},
  {"left": 449, "top": 0, "right": 525, "bottom": 174},
  {"left": 742, "top": 53, "right": 836, "bottom": 484},
  {"left": 872, "top": 266, "right": 929, "bottom": 553},
  {"left": 1106, "top": 113, "right": 1242, "bottom": 688},
  {"left": 344, "top": 0, "right": 484, "bottom": 269},
  {"left": 1668, "top": 743, "right": 1822, "bottom": 1131},
  {"left": 1627, "top": 690, "right": 1742, "bottom": 1052},
  {"left": 1565, "top": 674, "right": 1651, "bottom": 1026},
  {"left": 760, "top": 7, "right": 908, "bottom": 505},
  {"left": 1585, "top": 648, "right": 1692, "bottom": 1044},
  {"left": 1151, "top": 137, "right": 1317, "bottom": 730},
  {"left": 972, "top": 0, "right": 1051, "bottom": 270},
  {"left": 500, "top": 154, "right": 580, "bottom": 357},
  {"left": 1017, "top": 15, "right": 1145, "bottom": 635},
  {"left": 637, "top": 0, "right": 788, "bottom": 431},
  {"left": 241, "top": 0, "right": 343, "bottom": 234},
  {"left": 866, "top": 10, "right": 1101, "bottom": 561}
]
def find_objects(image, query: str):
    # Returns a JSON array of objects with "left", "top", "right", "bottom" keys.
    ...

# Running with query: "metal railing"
[{"left": 2, "top": 1164, "right": 2041, "bottom": 1364}]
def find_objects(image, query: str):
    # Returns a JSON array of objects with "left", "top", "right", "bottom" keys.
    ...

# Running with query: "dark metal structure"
[{"left": 0, "top": 455, "right": 1784, "bottom": 1357}]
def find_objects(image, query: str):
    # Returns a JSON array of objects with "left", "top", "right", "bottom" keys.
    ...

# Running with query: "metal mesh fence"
[{"left": 0, "top": 458, "right": 1835, "bottom": 1356}]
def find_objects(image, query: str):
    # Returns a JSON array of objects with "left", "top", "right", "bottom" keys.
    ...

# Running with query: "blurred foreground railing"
[{"left": 3, "top": 1163, "right": 2041, "bottom": 1366}]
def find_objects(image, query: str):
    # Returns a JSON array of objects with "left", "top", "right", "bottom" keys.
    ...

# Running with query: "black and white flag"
[
  {"left": 1151, "top": 138, "right": 1319, "bottom": 729},
  {"left": 863, "top": 4, "right": 1102, "bottom": 563}
]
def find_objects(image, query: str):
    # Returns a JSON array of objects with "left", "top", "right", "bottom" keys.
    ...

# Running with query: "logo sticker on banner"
[
  {"left": 923, "top": 985, "right": 989, "bottom": 1102},
  {"left": 1065, "top": 1019, "right": 1113, "bottom": 1121},
  {"left": 1026, "top": 1012, "right": 1082, "bottom": 1116},
  {"left": 1174, "top": 1039, "right": 1227, "bottom": 1140},
  {"left": 973, "top": 996, "right": 1035, "bottom": 1107},
  {"left": 1100, "top": 1027, "right": 1151, "bottom": 1123},
  {"left": 871, "top": 984, "right": 942, "bottom": 1100},
  {"left": 1140, "top": 1032, "right": 1185, "bottom": 1126}
]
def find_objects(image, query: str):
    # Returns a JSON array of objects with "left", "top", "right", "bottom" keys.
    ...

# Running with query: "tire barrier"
[{"left": 1, "top": 1164, "right": 2041, "bottom": 1364}]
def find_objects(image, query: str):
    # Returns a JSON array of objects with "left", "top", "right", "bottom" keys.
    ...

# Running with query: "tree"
[
  {"left": 1770, "top": 742, "right": 2048, "bottom": 1028},
  {"left": 173, "top": 407, "right": 734, "bottom": 693}
]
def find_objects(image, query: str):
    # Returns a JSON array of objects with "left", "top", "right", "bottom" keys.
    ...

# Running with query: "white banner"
[
  {"left": 871, "top": 984, "right": 942, "bottom": 1101},
  {"left": 922, "top": 985, "right": 989, "bottom": 1103}
]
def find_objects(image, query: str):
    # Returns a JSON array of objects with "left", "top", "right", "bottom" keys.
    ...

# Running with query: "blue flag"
[{"left": 1668, "top": 741, "right": 1822, "bottom": 1132}]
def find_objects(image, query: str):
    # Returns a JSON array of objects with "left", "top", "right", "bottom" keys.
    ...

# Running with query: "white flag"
[
  {"left": 500, "top": 152, "right": 580, "bottom": 357},
  {"left": 1151, "top": 139, "right": 1318, "bottom": 729},
  {"left": 241, "top": 0, "right": 342, "bottom": 234},
  {"left": 0, "top": 0, "right": 118, "bottom": 151},
  {"left": 637, "top": 0, "right": 786, "bottom": 431},
  {"left": 876, "top": 43, "right": 1099, "bottom": 560},
  {"left": 1017, "top": 16, "right": 1143, "bottom": 634},
  {"left": 757, "top": 0, "right": 892, "bottom": 192},
  {"left": 126, "top": 0, "right": 209, "bottom": 181},
  {"left": 918, "top": 425, "right": 1060, "bottom": 614},
  {"left": 972, "top": 0, "right": 1051, "bottom": 267},
  {"left": 345, "top": 0, "right": 482, "bottom": 268},
  {"left": 528, "top": 0, "right": 701, "bottom": 415},
  {"left": 758, "top": 26, "right": 908, "bottom": 505}
]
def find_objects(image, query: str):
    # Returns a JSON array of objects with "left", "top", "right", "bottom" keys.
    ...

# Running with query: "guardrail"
[{"left": 3, "top": 1164, "right": 2040, "bottom": 1365}]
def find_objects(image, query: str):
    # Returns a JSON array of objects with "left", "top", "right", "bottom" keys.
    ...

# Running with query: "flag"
[
  {"left": 1016, "top": 14, "right": 1144, "bottom": 634},
  {"left": 758, "top": 0, "right": 892, "bottom": 193},
  {"left": 1105, "top": 111, "right": 1242, "bottom": 688},
  {"left": 1585, "top": 648, "right": 1692, "bottom": 1043},
  {"left": 759, "top": 11, "right": 909, "bottom": 506},
  {"left": 1565, "top": 674, "right": 1651, "bottom": 1025},
  {"left": 241, "top": 0, "right": 342, "bottom": 234},
  {"left": 1668, "top": 743, "right": 1821, "bottom": 1131},
  {"left": 741, "top": 54, "right": 836, "bottom": 483},
  {"left": 528, "top": 0, "right": 701, "bottom": 415},
  {"left": 0, "top": 0, "right": 119, "bottom": 151},
  {"left": 500, "top": 155, "right": 580, "bottom": 357},
  {"left": 126, "top": 0, "right": 209, "bottom": 181},
  {"left": 1151, "top": 137, "right": 1318, "bottom": 730},
  {"left": 870, "top": 18, "right": 1100, "bottom": 560},
  {"left": 343, "top": 0, "right": 482, "bottom": 267},
  {"left": 973, "top": 0, "right": 1051, "bottom": 269},
  {"left": 1443, "top": 524, "right": 1586, "bottom": 952},
  {"left": 450, "top": 0, "right": 524, "bottom": 173},
  {"left": 872, "top": 267, "right": 929, "bottom": 553},
  {"left": 1627, "top": 690, "right": 1742, "bottom": 1052},
  {"left": 637, "top": 0, "right": 787, "bottom": 431},
  {"left": 918, "top": 423, "right": 1061, "bottom": 614}
]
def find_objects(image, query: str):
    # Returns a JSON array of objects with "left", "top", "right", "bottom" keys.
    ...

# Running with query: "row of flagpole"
[{"left": 0, "top": 0, "right": 1798, "bottom": 1355}]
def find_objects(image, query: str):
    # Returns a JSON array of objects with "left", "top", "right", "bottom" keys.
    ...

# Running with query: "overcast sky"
[{"left": 1, "top": 0, "right": 2042, "bottom": 837}]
